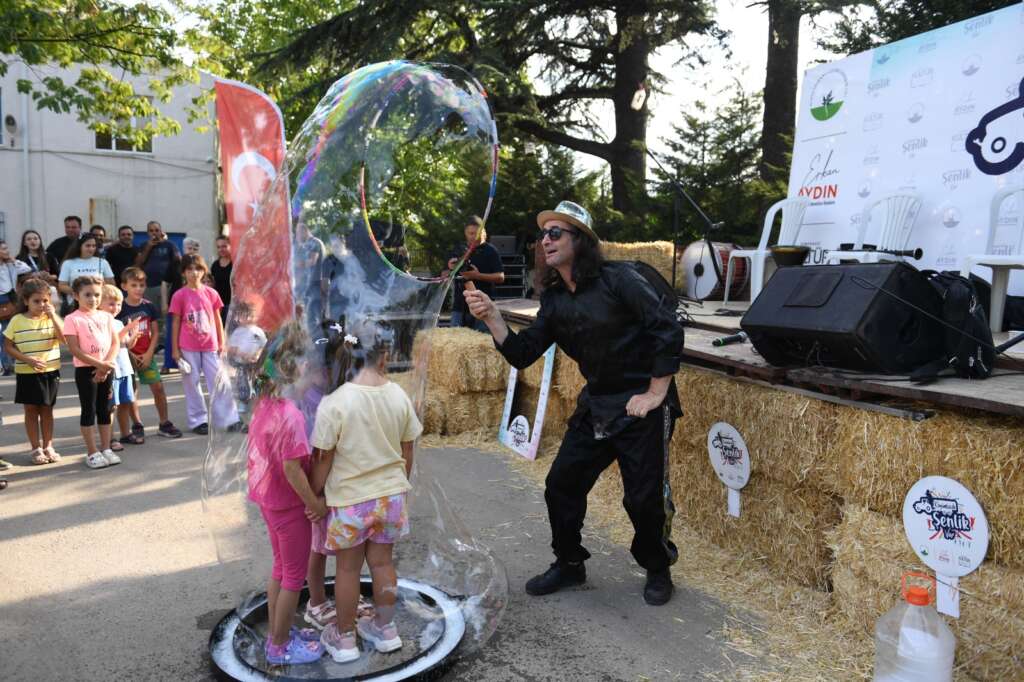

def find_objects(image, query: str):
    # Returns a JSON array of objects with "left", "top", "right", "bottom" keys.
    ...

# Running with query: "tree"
[
  {"left": 0, "top": 0, "right": 197, "bottom": 146},
  {"left": 752, "top": 1, "right": 864, "bottom": 185},
  {"left": 653, "top": 80, "right": 782, "bottom": 246},
  {"left": 237, "top": 0, "right": 721, "bottom": 230},
  {"left": 819, "top": 0, "right": 1019, "bottom": 54}
]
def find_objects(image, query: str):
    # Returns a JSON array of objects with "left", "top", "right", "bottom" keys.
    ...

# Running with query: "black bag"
[{"left": 910, "top": 271, "right": 994, "bottom": 382}]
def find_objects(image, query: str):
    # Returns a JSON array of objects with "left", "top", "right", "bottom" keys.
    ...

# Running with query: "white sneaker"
[
  {"left": 45, "top": 446, "right": 61, "bottom": 462},
  {"left": 86, "top": 452, "right": 109, "bottom": 469},
  {"left": 101, "top": 448, "right": 122, "bottom": 466}
]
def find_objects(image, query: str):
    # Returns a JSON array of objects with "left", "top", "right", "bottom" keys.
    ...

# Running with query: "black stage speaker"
[{"left": 740, "top": 262, "right": 945, "bottom": 373}]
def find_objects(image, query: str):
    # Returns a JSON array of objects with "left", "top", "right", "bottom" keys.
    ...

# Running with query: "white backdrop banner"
[{"left": 788, "top": 3, "right": 1024, "bottom": 289}]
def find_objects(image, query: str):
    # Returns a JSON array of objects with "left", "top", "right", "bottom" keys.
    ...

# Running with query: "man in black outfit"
[
  {"left": 465, "top": 200, "right": 684, "bottom": 606},
  {"left": 46, "top": 215, "right": 83, "bottom": 270},
  {"left": 210, "top": 236, "right": 233, "bottom": 323},
  {"left": 105, "top": 225, "right": 139, "bottom": 285},
  {"left": 445, "top": 215, "right": 504, "bottom": 332}
]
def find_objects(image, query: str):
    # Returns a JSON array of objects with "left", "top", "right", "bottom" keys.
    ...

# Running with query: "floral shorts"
[{"left": 325, "top": 493, "right": 409, "bottom": 550}]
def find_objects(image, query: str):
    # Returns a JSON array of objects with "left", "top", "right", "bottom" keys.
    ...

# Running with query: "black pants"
[
  {"left": 74, "top": 366, "right": 113, "bottom": 427},
  {"left": 545, "top": 406, "right": 678, "bottom": 571}
]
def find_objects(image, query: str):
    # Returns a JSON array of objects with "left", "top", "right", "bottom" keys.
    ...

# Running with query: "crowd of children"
[
  {"left": 5, "top": 254, "right": 424, "bottom": 667},
  {"left": 1, "top": 254, "right": 254, "bottom": 474}
]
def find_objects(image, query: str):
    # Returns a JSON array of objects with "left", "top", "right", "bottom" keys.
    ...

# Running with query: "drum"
[{"left": 679, "top": 240, "right": 750, "bottom": 301}]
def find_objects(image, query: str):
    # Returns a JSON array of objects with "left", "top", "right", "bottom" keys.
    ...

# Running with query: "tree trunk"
[
  {"left": 610, "top": 6, "right": 651, "bottom": 218},
  {"left": 759, "top": 0, "right": 802, "bottom": 184}
]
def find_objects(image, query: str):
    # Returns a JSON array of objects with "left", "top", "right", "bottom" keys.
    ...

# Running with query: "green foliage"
[
  {"left": 0, "top": 0, "right": 199, "bottom": 146},
  {"left": 651, "top": 80, "right": 785, "bottom": 246},
  {"left": 819, "top": 0, "right": 1018, "bottom": 54}
]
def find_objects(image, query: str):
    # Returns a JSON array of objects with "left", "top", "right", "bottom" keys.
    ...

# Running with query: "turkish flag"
[{"left": 215, "top": 78, "right": 292, "bottom": 332}]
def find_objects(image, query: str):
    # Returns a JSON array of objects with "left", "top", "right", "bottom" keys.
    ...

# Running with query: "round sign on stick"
[
  {"left": 903, "top": 476, "right": 989, "bottom": 618},
  {"left": 707, "top": 422, "right": 751, "bottom": 490},
  {"left": 902, "top": 476, "right": 989, "bottom": 577},
  {"left": 707, "top": 422, "right": 751, "bottom": 518}
]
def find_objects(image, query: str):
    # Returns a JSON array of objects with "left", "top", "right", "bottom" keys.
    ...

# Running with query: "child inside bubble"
[
  {"left": 246, "top": 321, "right": 326, "bottom": 665},
  {"left": 225, "top": 299, "right": 267, "bottom": 426},
  {"left": 310, "top": 318, "right": 423, "bottom": 663}
]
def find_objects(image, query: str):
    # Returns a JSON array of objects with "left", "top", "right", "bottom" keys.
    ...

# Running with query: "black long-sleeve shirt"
[{"left": 496, "top": 261, "right": 684, "bottom": 439}]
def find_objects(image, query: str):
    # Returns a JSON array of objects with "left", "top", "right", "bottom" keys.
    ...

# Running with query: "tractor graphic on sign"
[{"left": 711, "top": 431, "right": 744, "bottom": 466}]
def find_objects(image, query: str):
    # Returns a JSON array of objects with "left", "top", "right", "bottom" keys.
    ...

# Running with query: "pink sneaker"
[
  {"left": 320, "top": 624, "right": 359, "bottom": 663},
  {"left": 357, "top": 616, "right": 402, "bottom": 653},
  {"left": 265, "top": 633, "right": 323, "bottom": 665}
]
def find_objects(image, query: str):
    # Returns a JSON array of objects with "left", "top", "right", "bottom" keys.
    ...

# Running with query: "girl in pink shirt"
[
  {"left": 63, "top": 275, "right": 120, "bottom": 470},
  {"left": 169, "top": 254, "right": 240, "bottom": 435},
  {"left": 247, "top": 322, "right": 325, "bottom": 665}
]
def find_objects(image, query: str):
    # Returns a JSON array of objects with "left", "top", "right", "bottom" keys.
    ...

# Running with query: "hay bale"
[
  {"left": 439, "top": 389, "right": 506, "bottom": 436},
  {"left": 834, "top": 410, "right": 1024, "bottom": 569},
  {"left": 674, "top": 366, "right": 844, "bottom": 494},
  {"left": 412, "top": 327, "right": 509, "bottom": 393},
  {"left": 830, "top": 504, "right": 1024, "bottom": 681},
  {"left": 553, "top": 350, "right": 585, "bottom": 402},
  {"left": 600, "top": 240, "right": 676, "bottom": 289}
]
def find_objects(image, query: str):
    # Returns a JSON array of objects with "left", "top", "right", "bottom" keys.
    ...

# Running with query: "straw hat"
[{"left": 536, "top": 200, "right": 597, "bottom": 242}]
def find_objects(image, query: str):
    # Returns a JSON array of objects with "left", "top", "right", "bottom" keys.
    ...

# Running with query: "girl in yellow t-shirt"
[
  {"left": 310, "top": 321, "right": 422, "bottom": 663},
  {"left": 2, "top": 277, "right": 66, "bottom": 464}
]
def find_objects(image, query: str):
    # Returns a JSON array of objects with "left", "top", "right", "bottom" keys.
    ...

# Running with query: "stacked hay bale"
[
  {"left": 410, "top": 328, "right": 508, "bottom": 436},
  {"left": 666, "top": 367, "right": 844, "bottom": 589},
  {"left": 516, "top": 348, "right": 578, "bottom": 458},
  {"left": 600, "top": 241, "right": 676, "bottom": 289},
  {"left": 830, "top": 505, "right": 1024, "bottom": 680}
]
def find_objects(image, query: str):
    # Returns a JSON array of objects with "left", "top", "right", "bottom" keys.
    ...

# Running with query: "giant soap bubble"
[{"left": 203, "top": 61, "right": 506, "bottom": 679}]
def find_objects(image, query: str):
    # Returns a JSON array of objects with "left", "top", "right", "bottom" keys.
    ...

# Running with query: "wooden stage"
[{"left": 496, "top": 297, "right": 1024, "bottom": 418}]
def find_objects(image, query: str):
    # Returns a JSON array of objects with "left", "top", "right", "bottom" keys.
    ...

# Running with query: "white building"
[{"left": 0, "top": 61, "right": 218, "bottom": 255}]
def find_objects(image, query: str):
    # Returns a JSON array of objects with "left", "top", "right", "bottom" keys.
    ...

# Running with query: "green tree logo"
[{"left": 810, "top": 71, "right": 847, "bottom": 121}]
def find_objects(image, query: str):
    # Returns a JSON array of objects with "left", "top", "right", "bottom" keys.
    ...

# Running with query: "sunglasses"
[{"left": 539, "top": 226, "right": 578, "bottom": 241}]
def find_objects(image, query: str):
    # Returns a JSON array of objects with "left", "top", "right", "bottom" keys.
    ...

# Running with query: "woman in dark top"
[
  {"left": 16, "top": 230, "right": 58, "bottom": 284},
  {"left": 210, "top": 236, "right": 233, "bottom": 323}
]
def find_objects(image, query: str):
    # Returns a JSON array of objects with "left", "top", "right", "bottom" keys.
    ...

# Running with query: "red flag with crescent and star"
[{"left": 215, "top": 78, "right": 293, "bottom": 332}]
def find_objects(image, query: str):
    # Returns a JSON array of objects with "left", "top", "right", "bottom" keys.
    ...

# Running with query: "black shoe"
[
  {"left": 226, "top": 421, "right": 244, "bottom": 433},
  {"left": 192, "top": 423, "right": 209, "bottom": 435},
  {"left": 643, "top": 569, "right": 674, "bottom": 606},
  {"left": 525, "top": 561, "right": 586, "bottom": 596}
]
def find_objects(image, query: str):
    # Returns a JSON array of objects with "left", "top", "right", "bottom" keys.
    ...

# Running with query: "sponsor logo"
[
  {"left": 911, "top": 491, "right": 976, "bottom": 542},
  {"left": 951, "top": 132, "right": 967, "bottom": 153},
  {"left": 710, "top": 431, "right": 745, "bottom": 467},
  {"left": 962, "top": 54, "right": 982, "bottom": 76},
  {"left": 967, "top": 77, "right": 1024, "bottom": 175},
  {"left": 810, "top": 70, "right": 848, "bottom": 121},
  {"left": 858, "top": 180, "right": 872, "bottom": 199},
  {"left": 899, "top": 172, "right": 918, "bottom": 191},
  {"left": 918, "top": 41, "right": 937, "bottom": 54},
  {"left": 943, "top": 168, "right": 972, "bottom": 190},
  {"left": 798, "top": 150, "right": 839, "bottom": 201},
  {"left": 875, "top": 50, "right": 893, "bottom": 65},
  {"left": 964, "top": 15, "right": 993, "bottom": 37},
  {"left": 863, "top": 145, "right": 881, "bottom": 166},
  {"left": 911, "top": 67, "right": 934, "bottom": 88},
  {"left": 1017, "top": 52, "right": 1024, "bottom": 65},
  {"left": 936, "top": 241, "right": 959, "bottom": 268},
  {"left": 954, "top": 91, "right": 977, "bottom": 116},
  {"left": 868, "top": 77, "right": 891, "bottom": 94},
  {"left": 942, "top": 206, "right": 962, "bottom": 229},
  {"left": 903, "top": 137, "right": 928, "bottom": 157},
  {"left": 862, "top": 112, "right": 884, "bottom": 132},
  {"left": 907, "top": 102, "right": 925, "bottom": 124}
]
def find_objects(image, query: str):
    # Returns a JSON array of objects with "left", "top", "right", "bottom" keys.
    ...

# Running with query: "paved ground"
[{"left": 0, "top": 364, "right": 751, "bottom": 681}]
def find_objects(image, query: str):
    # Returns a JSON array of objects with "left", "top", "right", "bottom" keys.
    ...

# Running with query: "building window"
[{"left": 94, "top": 97, "right": 153, "bottom": 153}]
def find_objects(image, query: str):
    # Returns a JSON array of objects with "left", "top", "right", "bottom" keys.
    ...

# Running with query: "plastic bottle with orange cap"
[{"left": 873, "top": 572, "right": 955, "bottom": 681}]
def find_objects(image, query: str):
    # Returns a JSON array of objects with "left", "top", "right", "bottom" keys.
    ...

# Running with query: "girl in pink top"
[
  {"left": 247, "top": 322, "right": 325, "bottom": 665},
  {"left": 169, "top": 254, "right": 239, "bottom": 434},
  {"left": 63, "top": 275, "right": 120, "bottom": 470}
]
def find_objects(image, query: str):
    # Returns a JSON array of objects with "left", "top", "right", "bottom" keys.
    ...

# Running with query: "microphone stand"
[{"left": 646, "top": 149, "right": 723, "bottom": 289}]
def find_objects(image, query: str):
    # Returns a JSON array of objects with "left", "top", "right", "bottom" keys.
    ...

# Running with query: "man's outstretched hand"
[{"left": 464, "top": 286, "right": 496, "bottom": 322}]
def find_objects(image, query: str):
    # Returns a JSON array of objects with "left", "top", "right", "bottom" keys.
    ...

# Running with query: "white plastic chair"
[
  {"left": 724, "top": 197, "right": 808, "bottom": 304},
  {"left": 960, "top": 185, "right": 1024, "bottom": 333},
  {"left": 827, "top": 193, "right": 922, "bottom": 264}
]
